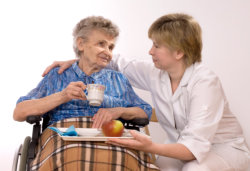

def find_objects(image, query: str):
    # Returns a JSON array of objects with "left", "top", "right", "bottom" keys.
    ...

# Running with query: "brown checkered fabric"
[{"left": 30, "top": 117, "right": 159, "bottom": 171}]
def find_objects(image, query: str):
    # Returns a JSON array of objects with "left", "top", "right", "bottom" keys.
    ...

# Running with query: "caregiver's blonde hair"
[{"left": 148, "top": 13, "right": 202, "bottom": 66}]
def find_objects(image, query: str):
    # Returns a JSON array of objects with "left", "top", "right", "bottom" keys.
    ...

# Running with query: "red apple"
[{"left": 101, "top": 120, "right": 124, "bottom": 137}]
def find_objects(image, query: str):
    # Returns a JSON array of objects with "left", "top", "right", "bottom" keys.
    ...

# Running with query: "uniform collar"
[
  {"left": 179, "top": 64, "right": 194, "bottom": 87},
  {"left": 160, "top": 63, "right": 195, "bottom": 102},
  {"left": 159, "top": 63, "right": 194, "bottom": 87}
]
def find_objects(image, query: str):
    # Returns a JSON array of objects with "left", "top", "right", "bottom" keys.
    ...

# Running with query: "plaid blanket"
[{"left": 30, "top": 117, "right": 159, "bottom": 171}]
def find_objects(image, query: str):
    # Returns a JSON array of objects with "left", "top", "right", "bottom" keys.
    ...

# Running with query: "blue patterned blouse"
[{"left": 17, "top": 62, "right": 152, "bottom": 125}]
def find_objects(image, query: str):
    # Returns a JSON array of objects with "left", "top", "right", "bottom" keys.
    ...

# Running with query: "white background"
[{"left": 0, "top": 0, "right": 250, "bottom": 170}]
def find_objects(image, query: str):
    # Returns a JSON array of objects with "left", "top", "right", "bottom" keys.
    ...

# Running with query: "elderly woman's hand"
[
  {"left": 61, "top": 81, "right": 87, "bottom": 102},
  {"left": 92, "top": 108, "right": 123, "bottom": 128}
]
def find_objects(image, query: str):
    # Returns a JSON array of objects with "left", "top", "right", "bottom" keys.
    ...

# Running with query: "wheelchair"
[{"left": 12, "top": 115, "right": 149, "bottom": 171}]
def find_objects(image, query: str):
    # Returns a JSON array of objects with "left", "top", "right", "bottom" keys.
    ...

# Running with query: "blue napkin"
[{"left": 48, "top": 125, "right": 78, "bottom": 136}]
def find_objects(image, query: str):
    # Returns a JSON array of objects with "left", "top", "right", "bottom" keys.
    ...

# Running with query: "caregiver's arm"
[
  {"left": 153, "top": 143, "right": 195, "bottom": 161},
  {"left": 109, "top": 130, "right": 195, "bottom": 161},
  {"left": 42, "top": 55, "right": 154, "bottom": 91},
  {"left": 42, "top": 59, "right": 78, "bottom": 77},
  {"left": 107, "top": 54, "right": 154, "bottom": 90}
]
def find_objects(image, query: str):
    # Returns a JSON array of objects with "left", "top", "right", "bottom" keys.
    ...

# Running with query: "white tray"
[{"left": 57, "top": 128, "right": 135, "bottom": 141}]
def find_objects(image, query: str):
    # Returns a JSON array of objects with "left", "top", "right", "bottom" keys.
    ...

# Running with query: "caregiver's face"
[{"left": 149, "top": 40, "right": 179, "bottom": 71}]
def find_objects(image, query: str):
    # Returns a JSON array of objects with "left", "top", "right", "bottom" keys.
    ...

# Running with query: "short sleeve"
[{"left": 16, "top": 73, "right": 50, "bottom": 104}]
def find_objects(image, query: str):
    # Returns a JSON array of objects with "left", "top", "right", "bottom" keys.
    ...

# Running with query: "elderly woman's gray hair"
[{"left": 73, "top": 16, "right": 119, "bottom": 58}]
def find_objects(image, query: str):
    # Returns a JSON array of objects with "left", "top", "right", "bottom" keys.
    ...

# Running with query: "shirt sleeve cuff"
[
  {"left": 16, "top": 96, "right": 32, "bottom": 104},
  {"left": 177, "top": 137, "right": 211, "bottom": 163}
]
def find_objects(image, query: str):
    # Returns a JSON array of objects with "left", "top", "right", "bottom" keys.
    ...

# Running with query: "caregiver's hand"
[
  {"left": 107, "top": 130, "right": 154, "bottom": 152},
  {"left": 42, "top": 59, "right": 77, "bottom": 77}
]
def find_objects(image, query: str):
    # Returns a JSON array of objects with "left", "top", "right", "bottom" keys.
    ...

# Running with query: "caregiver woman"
[{"left": 43, "top": 13, "right": 250, "bottom": 171}]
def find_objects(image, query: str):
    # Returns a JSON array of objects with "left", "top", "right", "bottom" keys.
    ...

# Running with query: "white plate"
[{"left": 57, "top": 128, "right": 135, "bottom": 141}]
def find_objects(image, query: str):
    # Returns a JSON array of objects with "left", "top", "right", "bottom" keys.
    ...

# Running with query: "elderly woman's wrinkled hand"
[
  {"left": 61, "top": 81, "right": 87, "bottom": 102},
  {"left": 92, "top": 108, "right": 123, "bottom": 128}
]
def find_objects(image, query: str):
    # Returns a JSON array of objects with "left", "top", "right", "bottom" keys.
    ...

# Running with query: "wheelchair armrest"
[
  {"left": 125, "top": 117, "right": 149, "bottom": 127},
  {"left": 25, "top": 115, "right": 42, "bottom": 169},
  {"left": 26, "top": 115, "right": 42, "bottom": 124},
  {"left": 25, "top": 115, "right": 41, "bottom": 140},
  {"left": 120, "top": 117, "right": 149, "bottom": 131}
]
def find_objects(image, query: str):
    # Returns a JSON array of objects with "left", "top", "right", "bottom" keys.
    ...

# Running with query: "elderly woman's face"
[{"left": 78, "top": 30, "right": 115, "bottom": 69}]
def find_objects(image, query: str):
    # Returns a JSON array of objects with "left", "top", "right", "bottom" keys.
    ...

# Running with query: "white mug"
[{"left": 84, "top": 84, "right": 105, "bottom": 106}]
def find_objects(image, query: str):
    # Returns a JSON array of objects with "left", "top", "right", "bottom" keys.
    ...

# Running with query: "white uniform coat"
[{"left": 109, "top": 55, "right": 249, "bottom": 163}]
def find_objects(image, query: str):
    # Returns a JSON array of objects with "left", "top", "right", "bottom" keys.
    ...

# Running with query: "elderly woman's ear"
[{"left": 76, "top": 37, "right": 85, "bottom": 52}]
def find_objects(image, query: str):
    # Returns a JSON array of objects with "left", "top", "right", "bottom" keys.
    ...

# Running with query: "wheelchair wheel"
[
  {"left": 19, "top": 136, "right": 31, "bottom": 171},
  {"left": 12, "top": 144, "right": 22, "bottom": 171}
]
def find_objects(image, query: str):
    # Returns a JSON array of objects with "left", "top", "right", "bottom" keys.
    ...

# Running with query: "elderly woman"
[
  {"left": 13, "top": 16, "right": 158, "bottom": 170},
  {"left": 44, "top": 14, "right": 250, "bottom": 170},
  {"left": 13, "top": 16, "right": 151, "bottom": 127}
]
